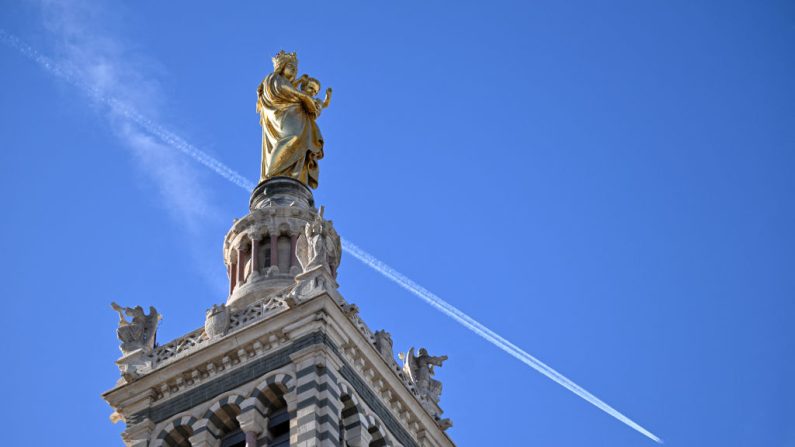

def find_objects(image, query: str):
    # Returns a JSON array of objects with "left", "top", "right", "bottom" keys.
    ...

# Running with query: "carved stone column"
[
  {"left": 236, "top": 245, "right": 246, "bottom": 285},
  {"left": 189, "top": 426, "right": 220, "bottom": 447},
  {"left": 290, "top": 232, "right": 299, "bottom": 269},
  {"left": 229, "top": 249, "right": 238, "bottom": 293},
  {"left": 237, "top": 397, "right": 267, "bottom": 447},
  {"left": 227, "top": 262, "right": 234, "bottom": 295},
  {"left": 249, "top": 233, "right": 261, "bottom": 277},
  {"left": 269, "top": 232, "right": 279, "bottom": 271}
]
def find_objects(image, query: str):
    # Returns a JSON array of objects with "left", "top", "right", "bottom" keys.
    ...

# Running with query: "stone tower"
[{"left": 102, "top": 176, "right": 455, "bottom": 447}]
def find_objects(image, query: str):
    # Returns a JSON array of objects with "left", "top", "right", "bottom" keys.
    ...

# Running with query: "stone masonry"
[{"left": 103, "top": 177, "right": 455, "bottom": 447}]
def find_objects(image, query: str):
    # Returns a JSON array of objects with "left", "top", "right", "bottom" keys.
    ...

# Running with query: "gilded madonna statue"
[{"left": 257, "top": 51, "right": 332, "bottom": 189}]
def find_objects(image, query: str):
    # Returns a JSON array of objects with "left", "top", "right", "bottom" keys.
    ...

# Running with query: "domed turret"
[{"left": 223, "top": 177, "right": 338, "bottom": 310}]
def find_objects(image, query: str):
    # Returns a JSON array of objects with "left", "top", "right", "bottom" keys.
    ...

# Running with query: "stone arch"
[
  {"left": 195, "top": 394, "right": 246, "bottom": 440},
  {"left": 152, "top": 415, "right": 197, "bottom": 447},
  {"left": 338, "top": 381, "right": 371, "bottom": 446},
  {"left": 250, "top": 371, "right": 295, "bottom": 410},
  {"left": 250, "top": 371, "right": 295, "bottom": 444},
  {"left": 366, "top": 414, "right": 388, "bottom": 447}
]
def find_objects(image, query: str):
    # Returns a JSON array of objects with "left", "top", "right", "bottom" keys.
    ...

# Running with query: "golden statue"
[{"left": 257, "top": 51, "right": 332, "bottom": 189}]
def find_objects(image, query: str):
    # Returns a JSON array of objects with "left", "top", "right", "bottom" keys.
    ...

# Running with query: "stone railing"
[
  {"left": 229, "top": 293, "right": 290, "bottom": 332},
  {"left": 152, "top": 328, "right": 208, "bottom": 366},
  {"left": 150, "top": 287, "right": 294, "bottom": 370},
  {"left": 349, "top": 312, "right": 376, "bottom": 344}
]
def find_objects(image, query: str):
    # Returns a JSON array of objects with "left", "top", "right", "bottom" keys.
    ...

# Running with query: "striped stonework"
[
  {"left": 339, "top": 383, "right": 372, "bottom": 447},
  {"left": 152, "top": 416, "right": 197, "bottom": 447},
  {"left": 290, "top": 346, "right": 344, "bottom": 446},
  {"left": 191, "top": 394, "right": 245, "bottom": 445},
  {"left": 251, "top": 372, "right": 295, "bottom": 411},
  {"left": 365, "top": 414, "right": 390, "bottom": 447},
  {"left": 107, "top": 297, "right": 455, "bottom": 447}
]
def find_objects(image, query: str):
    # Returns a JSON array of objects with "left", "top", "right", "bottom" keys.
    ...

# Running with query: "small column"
[
  {"left": 290, "top": 232, "right": 299, "bottom": 268},
  {"left": 188, "top": 428, "right": 220, "bottom": 447},
  {"left": 249, "top": 233, "right": 261, "bottom": 276},
  {"left": 227, "top": 263, "right": 234, "bottom": 295},
  {"left": 237, "top": 398, "right": 267, "bottom": 447},
  {"left": 270, "top": 232, "right": 279, "bottom": 270},
  {"left": 236, "top": 246, "right": 245, "bottom": 285},
  {"left": 229, "top": 250, "right": 238, "bottom": 293}
]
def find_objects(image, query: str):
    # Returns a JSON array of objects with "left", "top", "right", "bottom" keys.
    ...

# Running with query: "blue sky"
[{"left": 1, "top": 1, "right": 794, "bottom": 445}]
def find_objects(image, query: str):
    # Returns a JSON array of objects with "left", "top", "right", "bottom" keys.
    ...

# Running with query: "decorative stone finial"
[
  {"left": 374, "top": 330, "right": 395, "bottom": 362},
  {"left": 204, "top": 304, "right": 230, "bottom": 339}
]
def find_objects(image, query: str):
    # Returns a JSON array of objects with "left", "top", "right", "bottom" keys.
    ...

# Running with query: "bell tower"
[{"left": 103, "top": 52, "right": 455, "bottom": 447}]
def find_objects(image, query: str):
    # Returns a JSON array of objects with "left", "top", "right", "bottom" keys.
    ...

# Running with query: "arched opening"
[
  {"left": 251, "top": 373, "right": 295, "bottom": 447},
  {"left": 220, "top": 429, "right": 246, "bottom": 447},
  {"left": 367, "top": 420, "right": 387, "bottom": 447},
  {"left": 154, "top": 416, "right": 196, "bottom": 447},
  {"left": 161, "top": 426, "right": 192, "bottom": 447},
  {"left": 201, "top": 396, "right": 246, "bottom": 447},
  {"left": 211, "top": 402, "right": 242, "bottom": 441},
  {"left": 261, "top": 237, "right": 272, "bottom": 267},
  {"left": 267, "top": 402, "right": 290, "bottom": 447},
  {"left": 277, "top": 235, "right": 291, "bottom": 272},
  {"left": 338, "top": 385, "right": 378, "bottom": 447}
]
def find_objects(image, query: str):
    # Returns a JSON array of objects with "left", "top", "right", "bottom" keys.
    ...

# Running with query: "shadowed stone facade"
[{"left": 104, "top": 177, "right": 455, "bottom": 447}]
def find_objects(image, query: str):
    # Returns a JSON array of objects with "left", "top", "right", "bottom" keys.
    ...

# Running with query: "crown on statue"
[{"left": 272, "top": 50, "right": 298, "bottom": 71}]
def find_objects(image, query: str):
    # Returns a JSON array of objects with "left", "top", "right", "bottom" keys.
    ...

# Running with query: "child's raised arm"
[{"left": 322, "top": 87, "right": 333, "bottom": 109}]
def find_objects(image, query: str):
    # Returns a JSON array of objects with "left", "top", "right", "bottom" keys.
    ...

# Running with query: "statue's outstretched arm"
[
  {"left": 322, "top": 87, "right": 332, "bottom": 109},
  {"left": 111, "top": 302, "right": 127, "bottom": 321},
  {"left": 429, "top": 355, "right": 448, "bottom": 366}
]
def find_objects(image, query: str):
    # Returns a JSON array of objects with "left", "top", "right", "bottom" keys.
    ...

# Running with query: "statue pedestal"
[
  {"left": 290, "top": 266, "right": 341, "bottom": 306},
  {"left": 250, "top": 177, "right": 314, "bottom": 211},
  {"left": 116, "top": 349, "right": 152, "bottom": 382}
]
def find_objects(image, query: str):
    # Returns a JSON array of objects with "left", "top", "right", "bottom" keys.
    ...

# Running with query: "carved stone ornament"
[
  {"left": 436, "top": 417, "right": 453, "bottom": 431},
  {"left": 399, "top": 347, "right": 448, "bottom": 403},
  {"left": 111, "top": 302, "right": 161, "bottom": 355},
  {"left": 296, "top": 207, "right": 341, "bottom": 276},
  {"left": 374, "top": 330, "right": 394, "bottom": 362},
  {"left": 204, "top": 304, "right": 230, "bottom": 339}
]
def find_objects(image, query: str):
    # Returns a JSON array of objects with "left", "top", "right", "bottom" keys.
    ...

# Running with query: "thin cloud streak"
[
  {"left": 0, "top": 30, "right": 255, "bottom": 192},
  {"left": 1, "top": 30, "right": 661, "bottom": 444}
]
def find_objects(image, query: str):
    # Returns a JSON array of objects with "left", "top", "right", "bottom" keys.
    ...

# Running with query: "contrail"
[
  {"left": 342, "top": 239, "right": 662, "bottom": 443},
  {"left": 1, "top": 30, "right": 661, "bottom": 444}
]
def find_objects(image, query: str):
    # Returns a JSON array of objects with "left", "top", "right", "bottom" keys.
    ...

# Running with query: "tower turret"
[{"left": 103, "top": 51, "right": 454, "bottom": 447}]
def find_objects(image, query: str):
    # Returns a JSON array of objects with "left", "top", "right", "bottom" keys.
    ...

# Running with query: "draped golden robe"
[{"left": 257, "top": 72, "right": 324, "bottom": 188}]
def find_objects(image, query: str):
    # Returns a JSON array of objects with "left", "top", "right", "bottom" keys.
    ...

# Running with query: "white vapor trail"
[
  {"left": 1, "top": 30, "right": 661, "bottom": 444},
  {"left": 342, "top": 240, "right": 663, "bottom": 444}
]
